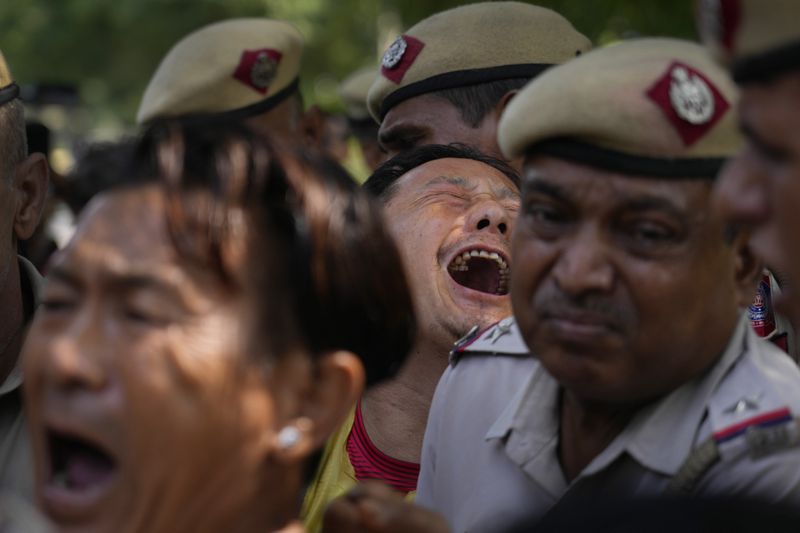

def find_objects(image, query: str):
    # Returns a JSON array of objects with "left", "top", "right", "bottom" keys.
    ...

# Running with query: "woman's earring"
[{"left": 277, "top": 426, "right": 301, "bottom": 450}]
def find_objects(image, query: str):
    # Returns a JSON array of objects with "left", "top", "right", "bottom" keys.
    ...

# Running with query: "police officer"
[
  {"left": 137, "top": 18, "right": 322, "bottom": 146},
  {"left": 698, "top": 0, "right": 800, "bottom": 341},
  {"left": 0, "top": 50, "right": 48, "bottom": 503},
  {"left": 339, "top": 66, "right": 384, "bottom": 172},
  {"left": 367, "top": 2, "right": 590, "bottom": 160},
  {"left": 415, "top": 38, "right": 800, "bottom": 532}
]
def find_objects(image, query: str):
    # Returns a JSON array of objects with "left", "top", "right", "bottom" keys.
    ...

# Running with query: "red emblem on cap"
[
  {"left": 232, "top": 48, "right": 283, "bottom": 94},
  {"left": 380, "top": 35, "right": 425, "bottom": 84},
  {"left": 646, "top": 61, "right": 730, "bottom": 147}
]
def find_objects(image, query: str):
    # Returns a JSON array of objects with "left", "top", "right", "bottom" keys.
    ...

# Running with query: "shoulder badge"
[
  {"left": 449, "top": 317, "right": 529, "bottom": 367},
  {"left": 713, "top": 406, "right": 800, "bottom": 460}
]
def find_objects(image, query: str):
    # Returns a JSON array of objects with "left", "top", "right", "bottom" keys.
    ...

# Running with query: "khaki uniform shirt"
[
  {"left": 417, "top": 314, "right": 800, "bottom": 532},
  {"left": 0, "top": 257, "right": 44, "bottom": 501}
]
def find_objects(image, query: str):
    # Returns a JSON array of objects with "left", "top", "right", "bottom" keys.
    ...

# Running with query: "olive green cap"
[
  {"left": 499, "top": 38, "right": 741, "bottom": 178},
  {"left": 696, "top": 0, "right": 800, "bottom": 83},
  {"left": 367, "top": 2, "right": 591, "bottom": 122},
  {"left": 137, "top": 18, "right": 303, "bottom": 124},
  {"left": 339, "top": 66, "right": 377, "bottom": 122},
  {"left": 0, "top": 51, "right": 19, "bottom": 107}
]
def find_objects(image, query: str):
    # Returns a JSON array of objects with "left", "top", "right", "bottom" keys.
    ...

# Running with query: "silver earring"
[{"left": 277, "top": 426, "right": 301, "bottom": 450}]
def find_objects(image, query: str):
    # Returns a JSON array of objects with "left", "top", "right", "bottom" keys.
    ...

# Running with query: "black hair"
[
  {"left": 364, "top": 143, "right": 520, "bottom": 202},
  {"left": 430, "top": 77, "right": 530, "bottom": 127},
  {"left": 61, "top": 140, "right": 138, "bottom": 215}
]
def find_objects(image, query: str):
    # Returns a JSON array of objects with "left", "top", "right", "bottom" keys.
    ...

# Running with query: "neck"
[
  {"left": 361, "top": 334, "right": 451, "bottom": 463},
  {"left": 168, "top": 463, "right": 306, "bottom": 533},
  {"left": 558, "top": 389, "right": 639, "bottom": 482},
  {"left": 0, "top": 258, "right": 23, "bottom": 385}
]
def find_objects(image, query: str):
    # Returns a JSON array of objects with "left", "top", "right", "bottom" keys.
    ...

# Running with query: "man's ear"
[
  {"left": 731, "top": 229, "right": 764, "bottom": 308},
  {"left": 300, "top": 105, "right": 326, "bottom": 148},
  {"left": 495, "top": 89, "right": 519, "bottom": 118},
  {"left": 271, "top": 350, "right": 365, "bottom": 464},
  {"left": 12, "top": 153, "right": 49, "bottom": 241}
]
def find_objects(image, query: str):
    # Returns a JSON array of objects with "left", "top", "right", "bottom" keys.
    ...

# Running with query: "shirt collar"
[
  {"left": 486, "top": 313, "right": 750, "bottom": 487},
  {"left": 0, "top": 256, "right": 44, "bottom": 397}
]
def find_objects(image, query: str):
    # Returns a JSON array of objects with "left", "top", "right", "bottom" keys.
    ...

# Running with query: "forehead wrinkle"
[{"left": 52, "top": 237, "right": 213, "bottom": 304}]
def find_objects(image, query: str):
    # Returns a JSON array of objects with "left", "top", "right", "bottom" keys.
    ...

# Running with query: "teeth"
[{"left": 450, "top": 249, "right": 512, "bottom": 278}]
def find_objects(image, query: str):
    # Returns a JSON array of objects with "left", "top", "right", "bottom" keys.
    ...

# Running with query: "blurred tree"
[{"left": 0, "top": 0, "right": 696, "bottom": 133}]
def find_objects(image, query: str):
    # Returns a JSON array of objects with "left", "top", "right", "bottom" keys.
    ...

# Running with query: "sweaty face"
[
  {"left": 378, "top": 94, "right": 502, "bottom": 159},
  {"left": 383, "top": 158, "right": 519, "bottom": 347},
  {"left": 23, "top": 186, "right": 279, "bottom": 533},
  {"left": 714, "top": 72, "right": 800, "bottom": 325},
  {"left": 512, "top": 156, "right": 741, "bottom": 406}
]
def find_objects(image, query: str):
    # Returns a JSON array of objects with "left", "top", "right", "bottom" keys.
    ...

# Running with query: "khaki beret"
[
  {"left": 340, "top": 66, "right": 377, "bottom": 122},
  {"left": 0, "top": 50, "right": 19, "bottom": 107},
  {"left": 367, "top": 2, "right": 591, "bottom": 122},
  {"left": 499, "top": 38, "right": 740, "bottom": 178},
  {"left": 696, "top": 0, "right": 800, "bottom": 83},
  {"left": 137, "top": 18, "right": 303, "bottom": 124}
]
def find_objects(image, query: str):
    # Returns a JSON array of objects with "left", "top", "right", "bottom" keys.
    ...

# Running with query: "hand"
[{"left": 322, "top": 481, "right": 450, "bottom": 533}]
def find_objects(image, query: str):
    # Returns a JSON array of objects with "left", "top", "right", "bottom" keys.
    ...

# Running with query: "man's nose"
[
  {"left": 466, "top": 199, "right": 512, "bottom": 236},
  {"left": 552, "top": 227, "right": 614, "bottom": 297}
]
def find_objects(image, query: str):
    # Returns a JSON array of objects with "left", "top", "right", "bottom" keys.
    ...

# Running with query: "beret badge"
[
  {"left": 669, "top": 65, "right": 715, "bottom": 125},
  {"left": 382, "top": 37, "right": 408, "bottom": 69},
  {"left": 233, "top": 48, "right": 283, "bottom": 94},
  {"left": 647, "top": 61, "right": 729, "bottom": 147}
]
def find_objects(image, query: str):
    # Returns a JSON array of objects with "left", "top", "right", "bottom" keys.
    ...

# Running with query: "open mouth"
[
  {"left": 47, "top": 430, "right": 117, "bottom": 493},
  {"left": 447, "top": 248, "right": 510, "bottom": 296}
]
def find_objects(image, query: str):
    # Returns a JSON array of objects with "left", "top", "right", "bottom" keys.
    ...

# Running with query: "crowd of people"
[{"left": 1, "top": 0, "right": 800, "bottom": 531}]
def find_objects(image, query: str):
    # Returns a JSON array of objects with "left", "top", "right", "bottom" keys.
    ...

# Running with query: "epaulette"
[
  {"left": 449, "top": 316, "right": 529, "bottom": 367},
  {"left": 713, "top": 406, "right": 800, "bottom": 461},
  {"left": 667, "top": 406, "right": 800, "bottom": 494}
]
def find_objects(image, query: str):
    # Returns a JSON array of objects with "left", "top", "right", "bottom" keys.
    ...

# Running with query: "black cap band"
[
  {"left": 0, "top": 83, "right": 20, "bottom": 107},
  {"left": 148, "top": 78, "right": 300, "bottom": 125},
  {"left": 529, "top": 138, "right": 725, "bottom": 179},
  {"left": 379, "top": 63, "right": 552, "bottom": 121},
  {"left": 733, "top": 39, "right": 800, "bottom": 84}
]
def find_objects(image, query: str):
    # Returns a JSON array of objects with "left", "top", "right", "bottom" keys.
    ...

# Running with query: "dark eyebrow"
[
  {"left": 523, "top": 176, "right": 572, "bottom": 204},
  {"left": 108, "top": 274, "right": 185, "bottom": 300},
  {"left": 48, "top": 264, "right": 191, "bottom": 309},
  {"left": 620, "top": 195, "right": 686, "bottom": 219},
  {"left": 423, "top": 175, "right": 471, "bottom": 189},
  {"left": 378, "top": 124, "right": 427, "bottom": 150}
]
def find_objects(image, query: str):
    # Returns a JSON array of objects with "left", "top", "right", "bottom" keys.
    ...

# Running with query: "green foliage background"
[{"left": 0, "top": 0, "right": 697, "bottom": 134}]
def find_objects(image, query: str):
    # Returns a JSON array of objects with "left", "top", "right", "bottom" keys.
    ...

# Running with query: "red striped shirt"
[{"left": 346, "top": 400, "right": 420, "bottom": 493}]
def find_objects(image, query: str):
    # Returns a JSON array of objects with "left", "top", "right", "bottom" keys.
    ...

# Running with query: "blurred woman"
[{"left": 21, "top": 121, "right": 415, "bottom": 533}]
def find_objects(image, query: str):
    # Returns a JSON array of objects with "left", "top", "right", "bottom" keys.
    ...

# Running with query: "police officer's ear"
[
  {"left": 270, "top": 350, "right": 365, "bottom": 464},
  {"left": 300, "top": 104, "right": 326, "bottom": 149},
  {"left": 12, "top": 152, "right": 48, "bottom": 241},
  {"left": 729, "top": 228, "right": 764, "bottom": 308}
]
